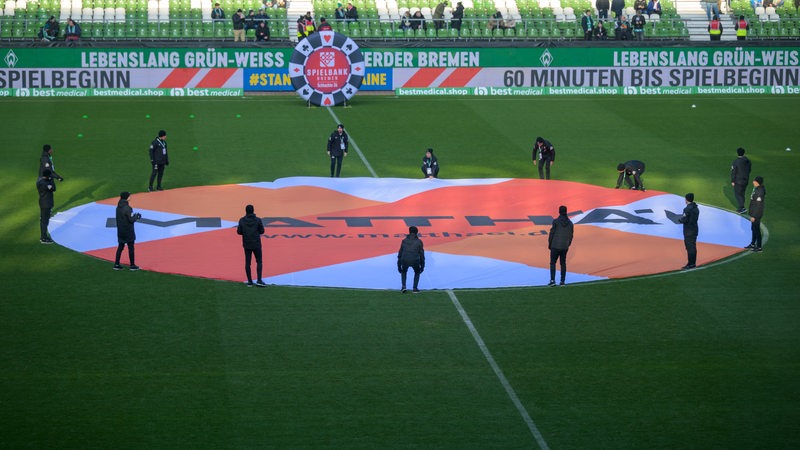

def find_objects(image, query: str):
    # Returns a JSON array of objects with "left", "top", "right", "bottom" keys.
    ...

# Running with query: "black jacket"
[
  {"left": 398, "top": 233, "right": 425, "bottom": 268},
  {"left": 237, "top": 213, "right": 265, "bottom": 249},
  {"left": 730, "top": 156, "right": 751, "bottom": 184},
  {"left": 39, "top": 151, "right": 63, "bottom": 180},
  {"left": 548, "top": 214, "right": 574, "bottom": 251},
  {"left": 116, "top": 198, "right": 138, "bottom": 243},
  {"left": 37, "top": 176, "right": 55, "bottom": 209},
  {"left": 256, "top": 24, "right": 271, "bottom": 40},
  {"left": 327, "top": 130, "right": 349, "bottom": 157},
  {"left": 748, "top": 185, "right": 765, "bottom": 219},
  {"left": 616, "top": 160, "right": 645, "bottom": 187},
  {"left": 533, "top": 139, "right": 555, "bottom": 162},
  {"left": 421, "top": 155, "right": 439, "bottom": 178},
  {"left": 149, "top": 137, "right": 169, "bottom": 165},
  {"left": 679, "top": 201, "right": 699, "bottom": 238},
  {"left": 232, "top": 12, "right": 245, "bottom": 30}
]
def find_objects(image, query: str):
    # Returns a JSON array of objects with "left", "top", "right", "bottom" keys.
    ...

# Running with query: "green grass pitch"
[{"left": 1, "top": 95, "right": 798, "bottom": 448}]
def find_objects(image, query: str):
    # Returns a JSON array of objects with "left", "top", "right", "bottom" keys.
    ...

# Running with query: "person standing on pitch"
[
  {"left": 237, "top": 204, "right": 266, "bottom": 287},
  {"left": 730, "top": 147, "right": 751, "bottom": 214},
  {"left": 149, "top": 130, "right": 169, "bottom": 191},
  {"left": 327, "top": 123, "right": 349, "bottom": 177},
  {"left": 39, "top": 144, "right": 64, "bottom": 181},
  {"left": 548, "top": 205, "right": 574, "bottom": 286},
  {"left": 114, "top": 191, "right": 141, "bottom": 271},
  {"left": 397, "top": 226, "right": 425, "bottom": 293},
  {"left": 679, "top": 193, "right": 699, "bottom": 270},
  {"left": 37, "top": 169, "right": 56, "bottom": 244},
  {"left": 532, "top": 136, "right": 556, "bottom": 180},
  {"left": 745, "top": 176, "right": 765, "bottom": 252}
]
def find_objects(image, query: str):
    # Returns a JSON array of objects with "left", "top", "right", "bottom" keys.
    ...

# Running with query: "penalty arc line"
[
  {"left": 326, "top": 107, "right": 379, "bottom": 178},
  {"left": 447, "top": 289, "right": 551, "bottom": 450}
]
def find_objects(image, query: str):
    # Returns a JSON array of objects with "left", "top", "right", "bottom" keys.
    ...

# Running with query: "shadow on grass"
[{"left": 58, "top": 181, "right": 107, "bottom": 212}]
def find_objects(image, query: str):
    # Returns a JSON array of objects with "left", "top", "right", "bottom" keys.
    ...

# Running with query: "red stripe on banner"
[
  {"left": 402, "top": 68, "right": 447, "bottom": 88},
  {"left": 157, "top": 68, "right": 201, "bottom": 88},
  {"left": 439, "top": 68, "right": 482, "bottom": 87},
  {"left": 195, "top": 68, "right": 238, "bottom": 88}
]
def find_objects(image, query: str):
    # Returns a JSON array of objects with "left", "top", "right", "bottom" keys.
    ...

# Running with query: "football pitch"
[{"left": 1, "top": 94, "right": 799, "bottom": 448}]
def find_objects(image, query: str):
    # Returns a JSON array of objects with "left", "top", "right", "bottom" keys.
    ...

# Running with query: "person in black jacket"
[
  {"left": 255, "top": 20, "right": 271, "bottom": 40},
  {"left": 679, "top": 192, "right": 699, "bottom": 270},
  {"left": 237, "top": 204, "right": 266, "bottom": 287},
  {"left": 532, "top": 136, "right": 556, "bottom": 180},
  {"left": 745, "top": 176, "right": 765, "bottom": 252},
  {"left": 421, "top": 148, "right": 439, "bottom": 179},
  {"left": 327, "top": 124, "right": 349, "bottom": 177},
  {"left": 114, "top": 191, "right": 141, "bottom": 270},
  {"left": 37, "top": 169, "right": 56, "bottom": 244},
  {"left": 616, "top": 160, "right": 646, "bottom": 190},
  {"left": 397, "top": 226, "right": 425, "bottom": 293},
  {"left": 730, "top": 147, "right": 751, "bottom": 214},
  {"left": 548, "top": 205, "right": 574, "bottom": 286},
  {"left": 39, "top": 144, "right": 64, "bottom": 181},
  {"left": 451, "top": 1, "right": 464, "bottom": 31},
  {"left": 148, "top": 130, "right": 169, "bottom": 191},
  {"left": 232, "top": 9, "right": 246, "bottom": 42}
]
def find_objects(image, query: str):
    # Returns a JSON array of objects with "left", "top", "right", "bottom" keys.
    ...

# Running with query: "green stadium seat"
[
  {"left": 459, "top": 27, "right": 470, "bottom": 38},
  {"left": 426, "top": 27, "right": 436, "bottom": 38}
]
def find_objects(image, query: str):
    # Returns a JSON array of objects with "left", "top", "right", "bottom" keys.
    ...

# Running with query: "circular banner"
[
  {"left": 48, "top": 178, "right": 752, "bottom": 290},
  {"left": 289, "top": 31, "right": 365, "bottom": 106}
]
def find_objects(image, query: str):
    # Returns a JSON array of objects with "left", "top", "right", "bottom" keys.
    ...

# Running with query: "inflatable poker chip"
[{"left": 289, "top": 31, "right": 365, "bottom": 106}]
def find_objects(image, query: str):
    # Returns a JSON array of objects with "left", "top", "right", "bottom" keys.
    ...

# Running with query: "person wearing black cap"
[
  {"left": 237, "top": 204, "right": 266, "bottom": 287},
  {"left": 36, "top": 169, "right": 56, "bottom": 244},
  {"left": 548, "top": 205, "right": 574, "bottom": 286},
  {"left": 327, "top": 123, "right": 349, "bottom": 177},
  {"left": 114, "top": 191, "right": 142, "bottom": 270},
  {"left": 745, "top": 176, "right": 765, "bottom": 252},
  {"left": 730, "top": 147, "right": 751, "bottom": 214},
  {"left": 679, "top": 192, "right": 699, "bottom": 270},
  {"left": 421, "top": 148, "right": 439, "bottom": 179},
  {"left": 532, "top": 136, "right": 556, "bottom": 180},
  {"left": 39, "top": 144, "right": 65, "bottom": 182},
  {"left": 397, "top": 226, "right": 425, "bottom": 293},
  {"left": 615, "top": 160, "right": 646, "bottom": 190},
  {"left": 148, "top": 130, "right": 169, "bottom": 191}
]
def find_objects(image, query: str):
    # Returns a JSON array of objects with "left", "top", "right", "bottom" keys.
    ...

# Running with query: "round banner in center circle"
[{"left": 289, "top": 31, "right": 365, "bottom": 106}]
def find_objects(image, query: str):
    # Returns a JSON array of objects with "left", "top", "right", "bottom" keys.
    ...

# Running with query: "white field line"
[
  {"left": 447, "top": 289, "right": 551, "bottom": 450},
  {"left": 326, "top": 107, "right": 379, "bottom": 178}
]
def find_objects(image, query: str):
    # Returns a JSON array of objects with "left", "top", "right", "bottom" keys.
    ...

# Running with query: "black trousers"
[
  {"left": 549, "top": 248, "right": 568, "bottom": 283},
  {"left": 623, "top": 170, "right": 645, "bottom": 189},
  {"left": 115, "top": 241, "right": 135, "bottom": 265},
  {"left": 330, "top": 155, "right": 343, "bottom": 177},
  {"left": 40, "top": 207, "right": 51, "bottom": 240},
  {"left": 750, "top": 218, "right": 762, "bottom": 247},
  {"left": 684, "top": 235, "right": 697, "bottom": 266},
  {"left": 537, "top": 158, "right": 553, "bottom": 180},
  {"left": 149, "top": 164, "right": 166, "bottom": 189},
  {"left": 733, "top": 182, "right": 747, "bottom": 210},
  {"left": 245, "top": 247, "right": 263, "bottom": 283},
  {"left": 400, "top": 263, "right": 421, "bottom": 290}
]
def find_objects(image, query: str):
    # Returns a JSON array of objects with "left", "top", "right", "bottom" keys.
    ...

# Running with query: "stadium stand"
[{"left": 0, "top": 0, "right": 797, "bottom": 41}]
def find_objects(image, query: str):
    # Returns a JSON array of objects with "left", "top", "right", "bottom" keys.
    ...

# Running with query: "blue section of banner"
[
  {"left": 359, "top": 68, "right": 392, "bottom": 91},
  {"left": 243, "top": 69, "right": 295, "bottom": 92},
  {"left": 243, "top": 68, "right": 393, "bottom": 92}
]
